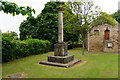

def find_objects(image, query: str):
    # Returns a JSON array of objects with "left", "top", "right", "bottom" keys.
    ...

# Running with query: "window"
[{"left": 94, "top": 30, "right": 99, "bottom": 35}]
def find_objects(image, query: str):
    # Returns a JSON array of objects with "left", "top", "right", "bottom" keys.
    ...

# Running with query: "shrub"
[
  {"left": 25, "top": 39, "right": 51, "bottom": 55},
  {"left": 2, "top": 38, "right": 51, "bottom": 62},
  {"left": 2, "top": 31, "right": 18, "bottom": 41},
  {"left": 2, "top": 39, "right": 15, "bottom": 62}
]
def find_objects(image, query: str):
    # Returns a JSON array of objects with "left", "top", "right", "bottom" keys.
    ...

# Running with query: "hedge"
[{"left": 2, "top": 39, "right": 51, "bottom": 62}]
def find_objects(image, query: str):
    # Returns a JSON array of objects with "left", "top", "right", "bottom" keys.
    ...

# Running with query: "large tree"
[
  {"left": 67, "top": 0, "right": 100, "bottom": 55},
  {"left": 20, "top": 2, "right": 59, "bottom": 44},
  {"left": 0, "top": 1, "right": 35, "bottom": 16},
  {"left": 63, "top": 2, "right": 80, "bottom": 43},
  {"left": 67, "top": 0, "right": 116, "bottom": 55},
  {"left": 19, "top": 2, "right": 78, "bottom": 44}
]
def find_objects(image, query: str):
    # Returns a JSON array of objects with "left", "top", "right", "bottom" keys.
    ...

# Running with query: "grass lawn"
[{"left": 2, "top": 48, "right": 118, "bottom": 78}]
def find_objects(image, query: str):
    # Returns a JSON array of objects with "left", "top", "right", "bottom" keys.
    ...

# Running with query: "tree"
[
  {"left": 20, "top": 2, "right": 59, "bottom": 44},
  {"left": 67, "top": 0, "right": 101, "bottom": 55},
  {"left": 111, "top": 10, "right": 120, "bottom": 23},
  {"left": 36, "top": 2, "right": 59, "bottom": 44},
  {"left": 67, "top": 0, "right": 117, "bottom": 55},
  {"left": 93, "top": 12, "right": 117, "bottom": 26},
  {"left": 63, "top": 3, "right": 80, "bottom": 43},
  {"left": 19, "top": 2, "right": 79, "bottom": 45},
  {"left": 19, "top": 16, "right": 37, "bottom": 40},
  {"left": 0, "top": 1, "right": 35, "bottom": 17}
]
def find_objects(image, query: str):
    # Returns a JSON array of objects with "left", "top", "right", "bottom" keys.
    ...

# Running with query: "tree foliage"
[
  {"left": 19, "top": 2, "right": 78, "bottom": 45},
  {"left": 0, "top": 1, "right": 35, "bottom": 16},
  {"left": 63, "top": 3, "right": 80, "bottom": 43},
  {"left": 111, "top": 10, "right": 120, "bottom": 23},
  {"left": 67, "top": 0, "right": 117, "bottom": 55},
  {"left": 93, "top": 12, "right": 117, "bottom": 26},
  {"left": 20, "top": 2, "right": 58, "bottom": 44},
  {"left": 19, "top": 16, "right": 37, "bottom": 40},
  {"left": 35, "top": 2, "right": 59, "bottom": 44},
  {"left": 67, "top": 0, "right": 101, "bottom": 55},
  {"left": 2, "top": 31, "right": 18, "bottom": 41}
]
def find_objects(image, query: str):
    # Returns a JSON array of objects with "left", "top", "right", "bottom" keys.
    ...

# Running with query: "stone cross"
[
  {"left": 39, "top": 1, "right": 81, "bottom": 67},
  {"left": 54, "top": 2, "right": 67, "bottom": 56}
]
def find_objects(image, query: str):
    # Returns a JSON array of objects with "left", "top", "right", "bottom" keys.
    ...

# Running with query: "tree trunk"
[{"left": 82, "top": 41, "right": 85, "bottom": 55}]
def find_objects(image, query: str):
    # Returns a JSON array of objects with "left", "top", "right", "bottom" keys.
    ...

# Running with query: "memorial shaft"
[
  {"left": 54, "top": 2, "right": 67, "bottom": 56},
  {"left": 58, "top": 7, "right": 63, "bottom": 42}
]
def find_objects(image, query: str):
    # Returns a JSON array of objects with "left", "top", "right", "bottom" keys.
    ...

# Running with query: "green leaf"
[
  {"left": 20, "top": 6, "right": 25, "bottom": 9},
  {"left": 1, "top": 1, "right": 35, "bottom": 16},
  {"left": 21, "top": 10, "right": 27, "bottom": 15},
  {"left": 16, "top": 10, "right": 20, "bottom": 15},
  {"left": 32, "top": 9, "right": 35, "bottom": 14},
  {"left": 12, "top": 12, "right": 15, "bottom": 16}
]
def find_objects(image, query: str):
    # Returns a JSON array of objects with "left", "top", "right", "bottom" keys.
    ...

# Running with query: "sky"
[{"left": 0, "top": 0, "right": 120, "bottom": 37}]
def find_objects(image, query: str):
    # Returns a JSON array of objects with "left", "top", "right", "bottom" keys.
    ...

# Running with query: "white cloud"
[{"left": 93, "top": 0, "right": 119, "bottom": 14}]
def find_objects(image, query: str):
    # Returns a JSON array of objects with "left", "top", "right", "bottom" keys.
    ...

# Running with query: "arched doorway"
[{"left": 104, "top": 30, "right": 110, "bottom": 40}]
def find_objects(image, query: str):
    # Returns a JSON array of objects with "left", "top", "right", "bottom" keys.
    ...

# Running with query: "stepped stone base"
[
  {"left": 39, "top": 42, "right": 81, "bottom": 68},
  {"left": 39, "top": 59, "right": 81, "bottom": 68},
  {"left": 48, "top": 55, "right": 74, "bottom": 64}
]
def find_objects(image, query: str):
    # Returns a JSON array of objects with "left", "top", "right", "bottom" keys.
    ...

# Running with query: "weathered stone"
[
  {"left": 48, "top": 55, "right": 74, "bottom": 64},
  {"left": 58, "top": 10, "right": 63, "bottom": 42},
  {"left": 54, "top": 42, "right": 67, "bottom": 56},
  {"left": 85, "top": 24, "right": 119, "bottom": 53},
  {"left": 40, "top": 59, "right": 81, "bottom": 68}
]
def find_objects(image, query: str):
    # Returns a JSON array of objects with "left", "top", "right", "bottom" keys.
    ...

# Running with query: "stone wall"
[
  {"left": 86, "top": 24, "right": 118, "bottom": 53},
  {"left": 104, "top": 40, "right": 118, "bottom": 53}
]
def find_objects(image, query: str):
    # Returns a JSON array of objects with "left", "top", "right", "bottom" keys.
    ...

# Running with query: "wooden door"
[{"left": 104, "top": 30, "right": 110, "bottom": 40}]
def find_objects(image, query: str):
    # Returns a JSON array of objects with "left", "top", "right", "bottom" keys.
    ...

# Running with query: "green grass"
[{"left": 2, "top": 48, "right": 118, "bottom": 78}]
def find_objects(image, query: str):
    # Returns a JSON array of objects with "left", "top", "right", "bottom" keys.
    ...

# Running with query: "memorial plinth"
[
  {"left": 54, "top": 42, "right": 67, "bottom": 56},
  {"left": 39, "top": 2, "right": 80, "bottom": 68},
  {"left": 48, "top": 55, "right": 74, "bottom": 63}
]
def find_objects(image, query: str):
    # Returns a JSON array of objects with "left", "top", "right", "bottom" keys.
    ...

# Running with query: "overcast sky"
[{"left": 0, "top": 0, "right": 120, "bottom": 37}]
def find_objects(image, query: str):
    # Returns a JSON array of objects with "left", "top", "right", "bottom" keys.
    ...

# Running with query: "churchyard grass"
[{"left": 2, "top": 48, "right": 118, "bottom": 78}]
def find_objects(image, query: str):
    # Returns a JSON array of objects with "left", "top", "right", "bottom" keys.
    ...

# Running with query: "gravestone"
[{"left": 39, "top": 2, "right": 80, "bottom": 68}]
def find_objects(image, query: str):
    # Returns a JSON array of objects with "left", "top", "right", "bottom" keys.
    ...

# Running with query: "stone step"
[
  {"left": 48, "top": 55, "right": 74, "bottom": 64},
  {"left": 39, "top": 59, "right": 81, "bottom": 68}
]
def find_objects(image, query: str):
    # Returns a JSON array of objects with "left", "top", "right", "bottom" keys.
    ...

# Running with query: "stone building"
[{"left": 85, "top": 22, "right": 119, "bottom": 53}]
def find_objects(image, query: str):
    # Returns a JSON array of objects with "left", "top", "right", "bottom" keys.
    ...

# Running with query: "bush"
[
  {"left": 24, "top": 39, "right": 51, "bottom": 55},
  {"left": 2, "top": 38, "right": 51, "bottom": 62},
  {"left": 2, "top": 31, "right": 18, "bottom": 41},
  {"left": 2, "top": 39, "right": 16, "bottom": 62}
]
